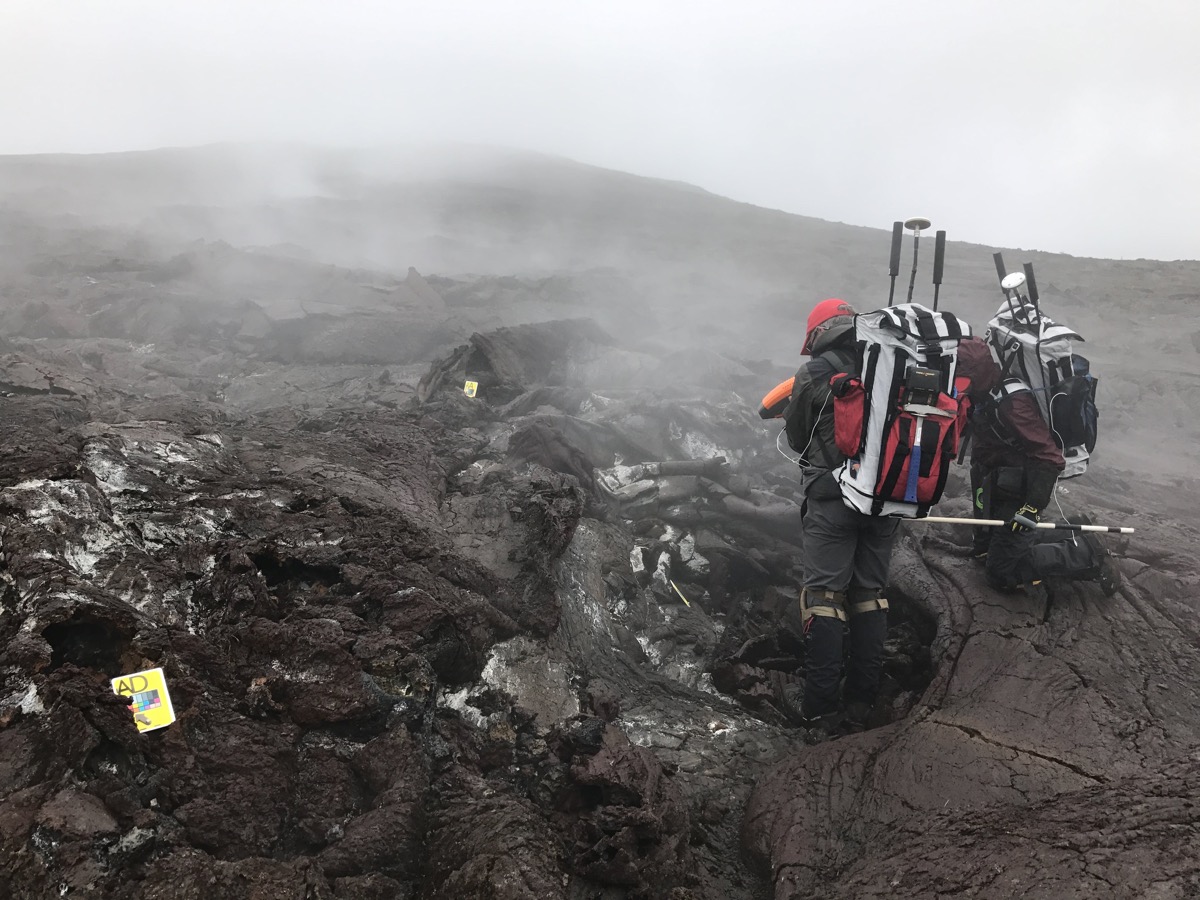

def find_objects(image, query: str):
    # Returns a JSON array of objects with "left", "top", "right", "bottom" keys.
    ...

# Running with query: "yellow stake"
[{"left": 668, "top": 580, "right": 691, "bottom": 607}]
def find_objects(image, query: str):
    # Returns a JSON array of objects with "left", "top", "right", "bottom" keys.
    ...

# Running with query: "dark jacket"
[
  {"left": 786, "top": 317, "right": 857, "bottom": 495},
  {"left": 956, "top": 336, "right": 1064, "bottom": 508}
]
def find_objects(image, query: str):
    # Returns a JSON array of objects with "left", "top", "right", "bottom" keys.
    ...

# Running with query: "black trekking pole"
[
  {"left": 904, "top": 216, "right": 931, "bottom": 303},
  {"left": 887, "top": 221, "right": 903, "bottom": 306},
  {"left": 931, "top": 230, "right": 946, "bottom": 311}
]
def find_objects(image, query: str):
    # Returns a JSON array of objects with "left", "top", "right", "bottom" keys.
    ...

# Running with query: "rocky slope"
[{"left": 0, "top": 144, "right": 1197, "bottom": 899}]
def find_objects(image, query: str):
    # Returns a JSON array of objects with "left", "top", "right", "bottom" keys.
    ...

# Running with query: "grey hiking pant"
[{"left": 799, "top": 476, "right": 900, "bottom": 719}]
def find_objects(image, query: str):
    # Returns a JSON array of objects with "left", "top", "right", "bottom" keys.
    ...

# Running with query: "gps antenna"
[
  {"left": 991, "top": 251, "right": 1025, "bottom": 377},
  {"left": 904, "top": 217, "right": 931, "bottom": 303},
  {"left": 931, "top": 230, "right": 946, "bottom": 310},
  {"left": 887, "top": 221, "right": 903, "bottom": 306}
]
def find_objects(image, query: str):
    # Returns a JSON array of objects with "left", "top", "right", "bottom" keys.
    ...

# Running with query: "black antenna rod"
[
  {"left": 932, "top": 230, "right": 946, "bottom": 311},
  {"left": 1022, "top": 262, "right": 1039, "bottom": 304},
  {"left": 1022, "top": 262, "right": 1041, "bottom": 321},
  {"left": 993, "top": 251, "right": 1007, "bottom": 286},
  {"left": 887, "top": 221, "right": 903, "bottom": 306},
  {"left": 904, "top": 216, "right": 931, "bottom": 303}
]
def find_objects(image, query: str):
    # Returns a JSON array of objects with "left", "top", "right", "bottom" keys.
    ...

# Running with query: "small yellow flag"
[
  {"left": 464, "top": 380, "right": 478, "bottom": 398},
  {"left": 111, "top": 667, "right": 177, "bottom": 733}
]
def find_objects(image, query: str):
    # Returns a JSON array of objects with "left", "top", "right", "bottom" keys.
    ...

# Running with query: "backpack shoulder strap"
[
  {"left": 803, "top": 348, "right": 856, "bottom": 470},
  {"left": 988, "top": 330, "right": 1022, "bottom": 381},
  {"left": 816, "top": 347, "right": 857, "bottom": 378},
  {"left": 969, "top": 378, "right": 1026, "bottom": 438}
]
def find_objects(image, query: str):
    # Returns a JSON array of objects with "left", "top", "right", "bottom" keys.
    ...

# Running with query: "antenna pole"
[
  {"left": 887, "top": 221, "right": 903, "bottom": 306},
  {"left": 1022, "top": 262, "right": 1041, "bottom": 320},
  {"left": 903, "top": 216, "right": 931, "bottom": 303},
  {"left": 994, "top": 252, "right": 1022, "bottom": 318},
  {"left": 993, "top": 252, "right": 1007, "bottom": 284},
  {"left": 931, "top": 230, "right": 946, "bottom": 310},
  {"left": 907, "top": 226, "right": 923, "bottom": 302}
]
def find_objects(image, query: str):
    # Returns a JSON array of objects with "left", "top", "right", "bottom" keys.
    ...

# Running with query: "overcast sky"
[{"left": 3, "top": 1, "right": 1197, "bottom": 260}]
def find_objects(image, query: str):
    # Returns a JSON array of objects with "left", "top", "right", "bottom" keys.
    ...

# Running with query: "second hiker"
[{"left": 955, "top": 335, "right": 1121, "bottom": 596}]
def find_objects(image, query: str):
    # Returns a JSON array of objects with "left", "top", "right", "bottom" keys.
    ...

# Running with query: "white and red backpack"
[{"left": 827, "top": 303, "right": 971, "bottom": 517}]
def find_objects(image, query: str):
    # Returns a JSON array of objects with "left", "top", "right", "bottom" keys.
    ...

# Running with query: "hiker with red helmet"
[
  {"left": 779, "top": 298, "right": 899, "bottom": 737},
  {"left": 955, "top": 336, "right": 1121, "bottom": 596}
]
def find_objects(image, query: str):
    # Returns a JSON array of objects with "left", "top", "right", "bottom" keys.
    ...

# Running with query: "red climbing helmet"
[{"left": 802, "top": 298, "right": 856, "bottom": 355}]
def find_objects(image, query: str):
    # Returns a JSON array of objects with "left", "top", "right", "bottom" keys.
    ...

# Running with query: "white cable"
[
  {"left": 773, "top": 391, "right": 832, "bottom": 468},
  {"left": 775, "top": 427, "right": 800, "bottom": 464},
  {"left": 800, "top": 392, "right": 832, "bottom": 466},
  {"left": 1046, "top": 473, "right": 1084, "bottom": 546}
]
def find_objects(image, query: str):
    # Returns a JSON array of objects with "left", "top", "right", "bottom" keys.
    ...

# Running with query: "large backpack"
[
  {"left": 984, "top": 299, "right": 1098, "bottom": 478},
  {"left": 829, "top": 302, "right": 971, "bottom": 517}
]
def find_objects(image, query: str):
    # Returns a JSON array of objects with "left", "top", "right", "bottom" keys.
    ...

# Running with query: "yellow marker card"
[
  {"left": 111, "top": 667, "right": 176, "bottom": 733},
  {"left": 464, "top": 380, "right": 479, "bottom": 398}
]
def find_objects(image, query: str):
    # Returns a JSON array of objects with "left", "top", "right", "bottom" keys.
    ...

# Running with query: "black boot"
[
  {"left": 842, "top": 699, "right": 873, "bottom": 733},
  {"left": 1072, "top": 515, "right": 1121, "bottom": 596},
  {"left": 1085, "top": 533, "right": 1122, "bottom": 596},
  {"left": 800, "top": 711, "right": 842, "bottom": 745}
]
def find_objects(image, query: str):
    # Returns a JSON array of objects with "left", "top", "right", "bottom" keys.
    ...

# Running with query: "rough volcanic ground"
[{"left": 1, "top": 146, "right": 1199, "bottom": 899}]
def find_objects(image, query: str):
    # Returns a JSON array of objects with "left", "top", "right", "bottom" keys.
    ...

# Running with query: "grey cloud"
[{"left": 2, "top": 0, "right": 1197, "bottom": 259}]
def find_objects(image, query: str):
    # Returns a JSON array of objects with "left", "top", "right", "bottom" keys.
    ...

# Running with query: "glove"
[{"left": 1009, "top": 504, "right": 1040, "bottom": 532}]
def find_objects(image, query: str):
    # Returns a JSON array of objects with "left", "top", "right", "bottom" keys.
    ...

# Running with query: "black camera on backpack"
[{"left": 903, "top": 366, "right": 941, "bottom": 407}]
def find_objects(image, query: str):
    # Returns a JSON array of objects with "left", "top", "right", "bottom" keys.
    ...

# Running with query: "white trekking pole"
[{"left": 912, "top": 514, "right": 1134, "bottom": 534}]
